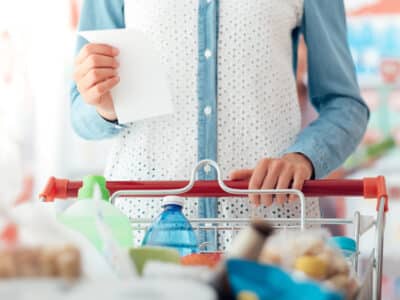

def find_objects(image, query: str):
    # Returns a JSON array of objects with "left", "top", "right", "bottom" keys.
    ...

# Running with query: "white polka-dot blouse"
[{"left": 103, "top": 0, "right": 320, "bottom": 248}]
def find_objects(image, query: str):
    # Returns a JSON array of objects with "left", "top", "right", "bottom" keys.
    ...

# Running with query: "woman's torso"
[{"left": 105, "top": 1, "right": 323, "bottom": 248}]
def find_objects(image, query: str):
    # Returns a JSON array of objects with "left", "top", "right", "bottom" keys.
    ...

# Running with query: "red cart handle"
[{"left": 40, "top": 176, "right": 388, "bottom": 212}]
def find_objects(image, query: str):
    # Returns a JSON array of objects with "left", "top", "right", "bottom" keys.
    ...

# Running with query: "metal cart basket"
[{"left": 40, "top": 160, "right": 388, "bottom": 300}]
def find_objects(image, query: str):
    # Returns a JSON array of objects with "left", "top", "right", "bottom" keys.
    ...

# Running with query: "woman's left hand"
[{"left": 229, "top": 153, "right": 314, "bottom": 206}]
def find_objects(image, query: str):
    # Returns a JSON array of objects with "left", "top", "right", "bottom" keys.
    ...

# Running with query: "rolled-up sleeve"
[
  {"left": 70, "top": 0, "right": 125, "bottom": 140},
  {"left": 284, "top": 0, "right": 369, "bottom": 179}
]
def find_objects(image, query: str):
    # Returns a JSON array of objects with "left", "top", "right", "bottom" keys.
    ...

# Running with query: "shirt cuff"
[
  {"left": 94, "top": 111, "right": 126, "bottom": 131},
  {"left": 71, "top": 94, "right": 124, "bottom": 140},
  {"left": 282, "top": 140, "right": 329, "bottom": 180}
]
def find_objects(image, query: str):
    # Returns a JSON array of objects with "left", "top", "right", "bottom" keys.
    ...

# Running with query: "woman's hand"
[
  {"left": 73, "top": 43, "right": 120, "bottom": 121},
  {"left": 229, "top": 153, "right": 314, "bottom": 206}
]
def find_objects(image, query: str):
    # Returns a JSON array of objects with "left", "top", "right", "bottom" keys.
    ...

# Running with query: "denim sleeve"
[
  {"left": 70, "top": 0, "right": 125, "bottom": 140},
  {"left": 284, "top": 0, "right": 369, "bottom": 179}
]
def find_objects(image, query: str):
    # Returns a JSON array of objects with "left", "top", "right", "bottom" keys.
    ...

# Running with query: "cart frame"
[{"left": 40, "top": 160, "right": 388, "bottom": 300}]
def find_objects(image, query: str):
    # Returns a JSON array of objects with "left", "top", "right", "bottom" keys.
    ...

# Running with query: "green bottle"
[{"left": 59, "top": 175, "right": 133, "bottom": 251}]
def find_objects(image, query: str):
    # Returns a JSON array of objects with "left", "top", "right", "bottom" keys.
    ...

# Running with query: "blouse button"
[
  {"left": 204, "top": 49, "right": 212, "bottom": 59},
  {"left": 204, "top": 164, "right": 211, "bottom": 174},
  {"left": 204, "top": 106, "right": 212, "bottom": 116}
]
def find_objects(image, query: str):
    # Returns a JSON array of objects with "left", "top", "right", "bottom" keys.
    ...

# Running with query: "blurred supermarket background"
[{"left": 0, "top": 0, "right": 399, "bottom": 298}]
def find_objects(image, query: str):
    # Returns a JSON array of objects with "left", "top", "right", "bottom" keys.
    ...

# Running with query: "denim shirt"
[{"left": 71, "top": 0, "right": 368, "bottom": 198}]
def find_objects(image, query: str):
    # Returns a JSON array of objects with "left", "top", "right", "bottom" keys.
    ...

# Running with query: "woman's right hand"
[{"left": 73, "top": 43, "right": 120, "bottom": 121}]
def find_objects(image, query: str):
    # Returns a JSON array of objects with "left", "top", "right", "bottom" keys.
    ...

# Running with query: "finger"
[
  {"left": 80, "top": 68, "right": 118, "bottom": 90},
  {"left": 76, "top": 43, "right": 119, "bottom": 65},
  {"left": 275, "top": 167, "right": 294, "bottom": 204},
  {"left": 289, "top": 171, "right": 308, "bottom": 202},
  {"left": 84, "top": 76, "right": 120, "bottom": 105},
  {"left": 78, "top": 54, "right": 119, "bottom": 79},
  {"left": 260, "top": 163, "right": 281, "bottom": 206},
  {"left": 249, "top": 159, "right": 270, "bottom": 206},
  {"left": 229, "top": 169, "right": 253, "bottom": 180}
]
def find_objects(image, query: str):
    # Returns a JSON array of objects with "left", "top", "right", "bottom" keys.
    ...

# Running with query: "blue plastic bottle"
[{"left": 142, "top": 196, "right": 199, "bottom": 256}]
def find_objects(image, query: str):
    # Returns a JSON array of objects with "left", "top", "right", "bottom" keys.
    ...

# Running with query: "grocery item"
[
  {"left": 294, "top": 256, "right": 328, "bottom": 281},
  {"left": 58, "top": 175, "right": 133, "bottom": 251},
  {"left": 142, "top": 196, "right": 198, "bottom": 256},
  {"left": 259, "top": 230, "right": 359, "bottom": 299},
  {"left": 181, "top": 252, "right": 223, "bottom": 268},
  {"left": 325, "top": 275, "right": 359, "bottom": 300},
  {"left": 129, "top": 246, "right": 180, "bottom": 275},
  {"left": 227, "top": 259, "right": 342, "bottom": 300},
  {"left": 328, "top": 237, "right": 357, "bottom": 268},
  {"left": 226, "top": 220, "right": 274, "bottom": 260},
  {"left": 0, "top": 200, "right": 121, "bottom": 280},
  {"left": 210, "top": 220, "right": 275, "bottom": 300},
  {"left": 0, "top": 245, "right": 81, "bottom": 280}
]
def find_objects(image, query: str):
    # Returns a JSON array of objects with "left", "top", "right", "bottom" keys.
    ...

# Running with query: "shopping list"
[{"left": 79, "top": 29, "right": 174, "bottom": 124}]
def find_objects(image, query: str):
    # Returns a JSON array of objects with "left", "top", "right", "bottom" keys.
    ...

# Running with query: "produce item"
[
  {"left": 259, "top": 230, "right": 329, "bottom": 269},
  {"left": 129, "top": 246, "right": 180, "bottom": 275},
  {"left": 0, "top": 245, "right": 81, "bottom": 280},
  {"left": 59, "top": 175, "right": 133, "bottom": 251},
  {"left": 294, "top": 256, "right": 328, "bottom": 280},
  {"left": 142, "top": 196, "right": 198, "bottom": 256},
  {"left": 316, "top": 247, "right": 349, "bottom": 277},
  {"left": 181, "top": 252, "right": 223, "bottom": 268},
  {"left": 210, "top": 220, "right": 274, "bottom": 300}
]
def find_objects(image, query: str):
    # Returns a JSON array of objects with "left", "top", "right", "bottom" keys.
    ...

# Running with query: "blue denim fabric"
[{"left": 196, "top": 0, "right": 219, "bottom": 250}]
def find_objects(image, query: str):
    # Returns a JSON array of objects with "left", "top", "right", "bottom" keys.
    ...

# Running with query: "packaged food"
[
  {"left": 0, "top": 198, "right": 126, "bottom": 280},
  {"left": 328, "top": 237, "right": 357, "bottom": 268},
  {"left": 0, "top": 245, "right": 81, "bottom": 280},
  {"left": 227, "top": 259, "right": 342, "bottom": 300},
  {"left": 210, "top": 220, "right": 275, "bottom": 300},
  {"left": 259, "top": 230, "right": 359, "bottom": 299}
]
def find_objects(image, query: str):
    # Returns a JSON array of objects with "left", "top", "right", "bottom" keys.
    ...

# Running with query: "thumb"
[{"left": 229, "top": 169, "right": 253, "bottom": 180}]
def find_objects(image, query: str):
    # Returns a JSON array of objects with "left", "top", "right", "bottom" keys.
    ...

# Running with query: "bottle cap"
[
  {"left": 162, "top": 196, "right": 184, "bottom": 207},
  {"left": 328, "top": 236, "right": 356, "bottom": 253},
  {"left": 294, "top": 256, "right": 328, "bottom": 280},
  {"left": 78, "top": 175, "right": 110, "bottom": 201}
]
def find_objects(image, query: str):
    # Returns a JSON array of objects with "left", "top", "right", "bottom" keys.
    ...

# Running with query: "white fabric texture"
[{"left": 105, "top": 0, "right": 320, "bottom": 248}]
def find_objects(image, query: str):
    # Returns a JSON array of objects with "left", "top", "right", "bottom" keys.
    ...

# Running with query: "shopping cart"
[{"left": 40, "top": 160, "right": 388, "bottom": 300}]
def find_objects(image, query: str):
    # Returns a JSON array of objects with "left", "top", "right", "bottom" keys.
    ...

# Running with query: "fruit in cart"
[
  {"left": 316, "top": 248, "right": 349, "bottom": 277},
  {"left": 129, "top": 246, "right": 180, "bottom": 275},
  {"left": 294, "top": 256, "right": 328, "bottom": 280},
  {"left": 181, "top": 252, "right": 223, "bottom": 268},
  {"left": 258, "top": 230, "right": 360, "bottom": 299}
]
